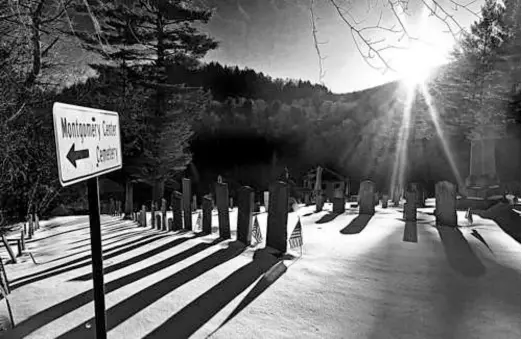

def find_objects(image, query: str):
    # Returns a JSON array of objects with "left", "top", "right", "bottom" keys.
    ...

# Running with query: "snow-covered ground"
[{"left": 0, "top": 200, "right": 519, "bottom": 339}]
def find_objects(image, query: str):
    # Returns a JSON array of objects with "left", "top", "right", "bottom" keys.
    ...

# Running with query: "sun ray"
[
  {"left": 420, "top": 84, "right": 464, "bottom": 188},
  {"left": 389, "top": 86, "right": 415, "bottom": 196}
]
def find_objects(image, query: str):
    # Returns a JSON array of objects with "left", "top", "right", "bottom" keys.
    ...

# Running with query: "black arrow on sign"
[{"left": 66, "top": 143, "right": 90, "bottom": 168}]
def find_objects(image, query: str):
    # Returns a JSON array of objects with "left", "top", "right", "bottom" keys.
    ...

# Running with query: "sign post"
[{"left": 53, "top": 102, "right": 122, "bottom": 339}]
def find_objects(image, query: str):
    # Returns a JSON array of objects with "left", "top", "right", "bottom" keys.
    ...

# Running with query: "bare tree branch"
[{"left": 310, "top": 0, "right": 327, "bottom": 84}]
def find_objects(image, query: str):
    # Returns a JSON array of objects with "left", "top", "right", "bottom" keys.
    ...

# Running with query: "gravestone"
[
  {"left": 156, "top": 215, "right": 161, "bottom": 229},
  {"left": 358, "top": 181, "right": 376, "bottom": 215},
  {"left": 28, "top": 214, "right": 34, "bottom": 239},
  {"left": 167, "top": 218, "right": 173, "bottom": 231},
  {"left": 171, "top": 191, "right": 183, "bottom": 231},
  {"left": 332, "top": 187, "right": 345, "bottom": 214},
  {"left": 141, "top": 205, "right": 147, "bottom": 227},
  {"left": 237, "top": 186, "right": 255, "bottom": 245},
  {"left": 392, "top": 186, "right": 401, "bottom": 207},
  {"left": 382, "top": 194, "right": 389, "bottom": 208},
  {"left": 266, "top": 181, "right": 289, "bottom": 253},
  {"left": 192, "top": 195, "right": 197, "bottom": 212},
  {"left": 161, "top": 198, "right": 167, "bottom": 231},
  {"left": 435, "top": 181, "right": 457, "bottom": 227},
  {"left": 182, "top": 178, "right": 192, "bottom": 231},
  {"left": 408, "top": 183, "right": 425, "bottom": 208},
  {"left": 229, "top": 197, "right": 234, "bottom": 210},
  {"left": 202, "top": 196, "right": 213, "bottom": 234},
  {"left": 315, "top": 193, "right": 324, "bottom": 212},
  {"left": 263, "top": 191, "right": 270, "bottom": 209},
  {"left": 151, "top": 201, "right": 156, "bottom": 229},
  {"left": 403, "top": 191, "right": 417, "bottom": 221},
  {"left": 216, "top": 182, "right": 231, "bottom": 239}
]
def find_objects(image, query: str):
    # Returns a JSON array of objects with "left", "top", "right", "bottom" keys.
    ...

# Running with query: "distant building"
[{"left": 302, "top": 167, "right": 348, "bottom": 202}]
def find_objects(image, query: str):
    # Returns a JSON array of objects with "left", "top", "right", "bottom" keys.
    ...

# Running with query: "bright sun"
[{"left": 397, "top": 44, "right": 442, "bottom": 88}]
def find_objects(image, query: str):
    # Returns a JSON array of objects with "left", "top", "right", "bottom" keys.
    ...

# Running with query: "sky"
[{"left": 200, "top": 0, "right": 485, "bottom": 93}]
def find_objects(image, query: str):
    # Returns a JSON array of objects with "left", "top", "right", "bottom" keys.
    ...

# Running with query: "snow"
[{"left": 0, "top": 200, "right": 519, "bottom": 339}]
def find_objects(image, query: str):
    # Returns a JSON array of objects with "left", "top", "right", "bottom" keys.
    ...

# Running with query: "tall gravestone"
[
  {"left": 192, "top": 195, "right": 197, "bottom": 212},
  {"left": 141, "top": 205, "right": 147, "bottom": 227},
  {"left": 216, "top": 182, "right": 231, "bottom": 239},
  {"left": 182, "top": 178, "right": 192, "bottom": 231},
  {"left": 435, "top": 181, "right": 458, "bottom": 227},
  {"left": 392, "top": 186, "right": 401, "bottom": 207},
  {"left": 161, "top": 198, "right": 167, "bottom": 231},
  {"left": 151, "top": 201, "right": 156, "bottom": 229},
  {"left": 202, "top": 196, "right": 213, "bottom": 234},
  {"left": 171, "top": 191, "right": 183, "bottom": 231},
  {"left": 263, "top": 191, "right": 270, "bottom": 210},
  {"left": 408, "top": 183, "right": 425, "bottom": 208},
  {"left": 332, "top": 185, "right": 345, "bottom": 214},
  {"left": 403, "top": 190, "right": 417, "bottom": 221},
  {"left": 382, "top": 194, "right": 389, "bottom": 208},
  {"left": 358, "top": 181, "right": 376, "bottom": 215},
  {"left": 266, "top": 181, "right": 289, "bottom": 253},
  {"left": 237, "top": 186, "right": 255, "bottom": 245}
]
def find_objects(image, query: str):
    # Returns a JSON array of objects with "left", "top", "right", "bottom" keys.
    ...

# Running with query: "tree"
[
  {"left": 0, "top": 0, "right": 81, "bottom": 224},
  {"left": 310, "top": 0, "right": 483, "bottom": 83},
  {"left": 73, "top": 0, "right": 218, "bottom": 200},
  {"left": 429, "top": 0, "right": 516, "bottom": 138}
]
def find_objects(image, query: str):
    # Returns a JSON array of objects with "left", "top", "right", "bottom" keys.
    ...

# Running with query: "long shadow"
[
  {"left": 315, "top": 213, "right": 341, "bottom": 224},
  {"left": 203, "top": 260, "right": 288, "bottom": 338},
  {"left": 436, "top": 226, "right": 486, "bottom": 277},
  {"left": 340, "top": 214, "right": 373, "bottom": 234},
  {"left": 71, "top": 235, "right": 199, "bottom": 281},
  {"left": 402, "top": 221, "right": 418, "bottom": 243},
  {"left": 144, "top": 251, "right": 286, "bottom": 339},
  {"left": 302, "top": 212, "right": 314, "bottom": 217},
  {"left": 479, "top": 203, "right": 521, "bottom": 243},
  {"left": 27, "top": 220, "right": 128, "bottom": 244},
  {"left": 69, "top": 229, "right": 145, "bottom": 251},
  {"left": 4, "top": 238, "right": 224, "bottom": 338},
  {"left": 10, "top": 233, "right": 168, "bottom": 290},
  {"left": 65, "top": 225, "right": 138, "bottom": 246},
  {"left": 55, "top": 241, "right": 246, "bottom": 339},
  {"left": 470, "top": 229, "right": 494, "bottom": 254},
  {"left": 47, "top": 231, "right": 148, "bottom": 264},
  {"left": 44, "top": 218, "right": 90, "bottom": 229},
  {"left": 67, "top": 225, "right": 142, "bottom": 246}
]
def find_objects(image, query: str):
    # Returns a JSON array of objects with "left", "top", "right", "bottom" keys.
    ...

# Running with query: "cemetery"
[
  {"left": 0, "top": 0, "right": 519, "bottom": 337},
  {"left": 0, "top": 173, "right": 519, "bottom": 338}
]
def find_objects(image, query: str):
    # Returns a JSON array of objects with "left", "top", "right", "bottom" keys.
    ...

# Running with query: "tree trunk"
[{"left": 124, "top": 179, "right": 134, "bottom": 219}]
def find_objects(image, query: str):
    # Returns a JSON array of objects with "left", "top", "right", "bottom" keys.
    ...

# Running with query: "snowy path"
[{"left": 0, "top": 201, "right": 519, "bottom": 339}]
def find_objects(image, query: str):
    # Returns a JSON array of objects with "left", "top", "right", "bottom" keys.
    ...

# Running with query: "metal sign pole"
[{"left": 87, "top": 177, "right": 107, "bottom": 339}]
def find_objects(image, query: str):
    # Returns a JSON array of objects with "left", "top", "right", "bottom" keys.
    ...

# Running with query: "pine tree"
[
  {"left": 431, "top": 0, "right": 516, "bottom": 138},
  {"left": 73, "top": 0, "right": 217, "bottom": 200}
]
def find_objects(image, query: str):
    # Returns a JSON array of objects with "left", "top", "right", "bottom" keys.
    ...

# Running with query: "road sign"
[{"left": 53, "top": 102, "right": 122, "bottom": 187}]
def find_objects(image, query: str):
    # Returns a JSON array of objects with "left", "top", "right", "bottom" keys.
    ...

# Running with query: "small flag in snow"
[
  {"left": 251, "top": 216, "right": 263, "bottom": 245},
  {"left": 466, "top": 207, "right": 473, "bottom": 225},
  {"left": 288, "top": 218, "right": 303, "bottom": 249}
]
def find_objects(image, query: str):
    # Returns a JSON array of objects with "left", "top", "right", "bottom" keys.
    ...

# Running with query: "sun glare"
[{"left": 397, "top": 44, "right": 442, "bottom": 89}]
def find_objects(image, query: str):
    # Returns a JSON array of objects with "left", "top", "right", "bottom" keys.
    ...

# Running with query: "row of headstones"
[
  {"left": 107, "top": 199, "right": 123, "bottom": 217},
  {"left": 359, "top": 180, "right": 458, "bottom": 226},
  {"left": 1, "top": 213, "right": 40, "bottom": 265},
  {"left": 131, "top": 180, "right": 295, "bottom": 253}
]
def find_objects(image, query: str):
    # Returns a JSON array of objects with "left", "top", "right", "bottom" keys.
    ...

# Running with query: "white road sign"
[{"left": 53, "top": 102, "right": 122, "bottom": 187}]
